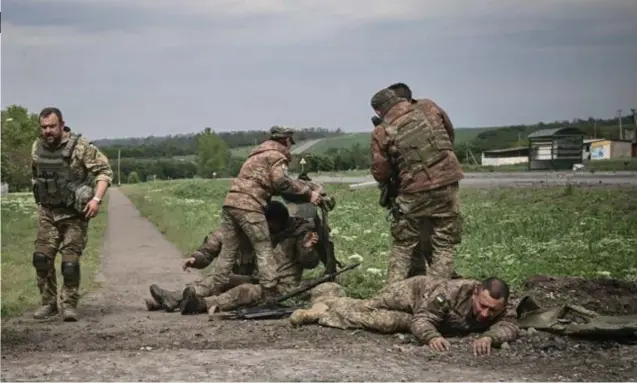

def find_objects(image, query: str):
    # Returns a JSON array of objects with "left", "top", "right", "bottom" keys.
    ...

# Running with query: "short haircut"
[
  {"left": 387, "top": 83, "right": 413, "bottom": 101},
  {"left": 481, "top": 277, "right": 510, "bottom": 301},
  {"left": 264, "top": 200, "right": 290, "bottom": 225},
  {"left": 39, "top": 107, "right": 64, "bottom": 122}
]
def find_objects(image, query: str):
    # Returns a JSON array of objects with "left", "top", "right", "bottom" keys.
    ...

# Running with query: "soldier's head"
[
  {"left": 270, "top": 125, "right": 296, "bottom": 148},
  {"left": 39, "top": 107, "right": 65, "bottom": 145},
  {"left": 264, "top": 200, "right": 290, "bottom": 233},
  {"left": 472, "top": 277, "right": 510, "bottom": 323},
  {"left": 387, "top": 82, "right": 416, "bottom": 103},
  {"left": 370, "top": 88, "right": 407, "bottom": 118}
]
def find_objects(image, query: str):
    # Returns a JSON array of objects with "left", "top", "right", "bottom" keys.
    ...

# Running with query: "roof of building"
[
  {"left": 482, "top": 146, "right": 529, "bottom": 154},
  {"left": 527, "top": 127, "right": 586, "bottom": 139}
]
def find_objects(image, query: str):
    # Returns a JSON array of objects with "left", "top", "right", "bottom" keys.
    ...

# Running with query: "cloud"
[{"left": 2, "top": 0, "right": 636, "bottom": 138}]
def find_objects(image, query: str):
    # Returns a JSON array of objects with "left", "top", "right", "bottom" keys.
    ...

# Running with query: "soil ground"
[{"left": 2, "top": 188, "right": 636, "bottom": 381}]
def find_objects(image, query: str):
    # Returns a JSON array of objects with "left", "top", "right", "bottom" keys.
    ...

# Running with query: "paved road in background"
[{"left": 300, "top": 171, "right": 637, "bottom": 188}]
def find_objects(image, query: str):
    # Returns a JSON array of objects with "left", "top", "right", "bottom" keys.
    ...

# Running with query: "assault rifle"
[{"left": 219, "top": 262, "right": 361, "bottom": 320}]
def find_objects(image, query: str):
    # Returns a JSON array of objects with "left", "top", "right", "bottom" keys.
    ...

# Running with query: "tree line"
[{"left": 2, "top": 103, "right": 634, "bottom": 189}]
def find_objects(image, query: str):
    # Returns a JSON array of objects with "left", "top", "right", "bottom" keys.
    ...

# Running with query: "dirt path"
[{"left": 2, "top": 189, "right": 635, "bottom": 381}]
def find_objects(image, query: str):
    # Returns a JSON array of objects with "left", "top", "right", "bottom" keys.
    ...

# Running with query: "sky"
[{"left": 2, "top": 0, "right": 637, "bottom": 139}]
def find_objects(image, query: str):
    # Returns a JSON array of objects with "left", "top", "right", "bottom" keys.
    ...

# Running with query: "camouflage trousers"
[
  {"left": 205, "top": 276, "right": 308, "bottom": 312},
  {"left": 191, "top": 273, "right": 257, "bottom": 298},
  {"left": 386, "top": 182, "right": 462, "bottom": 285},
  {"left": 293, "top": 279, "right": 419, "bottom": 333},
  {"left": 208, "top": 207, "right": 278, "bottom": 292},
  {"left": 33, "top": 207, "right": 89, "bottom": 308}
]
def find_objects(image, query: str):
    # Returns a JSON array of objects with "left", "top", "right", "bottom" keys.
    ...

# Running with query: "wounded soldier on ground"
[
  {"left": 291, "top": 276, "right": 519, "bottom": 356},
  {"left": 145, "top": 200, "right": 320, "bottom": 313}
]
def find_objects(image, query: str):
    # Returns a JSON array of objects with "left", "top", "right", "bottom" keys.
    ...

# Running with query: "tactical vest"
[
  {"left": 384, "top": 108, "right": 454, "bottom": 178},
  {"left": 33, "top": 134, "right": 84, "bottom": 208}
]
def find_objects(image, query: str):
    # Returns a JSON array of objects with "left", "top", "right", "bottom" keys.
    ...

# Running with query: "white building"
[
  {"left": 481, "top": 146, "right": 529, "bottom": 166},
  {"left": 584, "top": 139, "right": 633, "bottom": 160}
]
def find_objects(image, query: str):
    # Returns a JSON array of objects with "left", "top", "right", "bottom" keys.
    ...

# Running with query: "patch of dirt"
[
  {"left": 521, "top": 275, "right": 637, "bottom": 315},
  {"left": 2, "top": 189, "right": 636, "bottom": 382}
]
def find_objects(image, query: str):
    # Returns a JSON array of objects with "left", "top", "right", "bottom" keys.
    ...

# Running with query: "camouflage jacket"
[
  {"left": 223, "top": 140, "right": 313, "bottom": 212},
  {"left": 31, "top": 133, "right": 113, "bottom": 221},
  {"left": 414, "top": 99, "right": 455, "bottom": 143},
  {"left": 193, "top": 217, "right": 319, "bottom": 282},
  {"left": 409, "top": 277, "right": 519, "bottom": 346},
  {"left": 371, "top": 102, "right": 464, "bottom": 193}
]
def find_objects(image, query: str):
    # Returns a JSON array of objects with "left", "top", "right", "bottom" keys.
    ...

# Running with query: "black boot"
[
  {"left": 180, "top": 286, "right": 208, "bottom": 315},
  {"left": 149, "top": 284, "right": 182, "bottom": 312}
]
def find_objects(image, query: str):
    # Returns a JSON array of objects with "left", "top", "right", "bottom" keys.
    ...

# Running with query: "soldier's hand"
[
  {"left": 472, "top": 337, "right": 492, "bottom": 357},
  {"left": 182, "top": 257, "right": 196, "bottom": 272},
  {"left": 309, "top": 190, "right": 322, "bottom": 205},
  {"left": 303, "top": 232, "right": 319, "bottom": 248},
  {"left": 83, "top": 199, "right": 100, "bottom": 219},
  {"left": 428, "top": 337, "right": 451, "bottom": 352}
]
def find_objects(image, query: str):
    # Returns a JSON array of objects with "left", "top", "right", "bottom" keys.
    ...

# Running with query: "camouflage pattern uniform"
[
  {"left": 30, "top": 132, "right": 113, "bottom": 320},
  {"left": 208, "top": 126, "right": 315, "bottom": 298},
  {"left": 181, "top": 216, "right": 320, "bottom": 314},
  {"left": 145, "top": 227, "right": 258, "bottom": 311},
  {"left": 370, "top": 89, "right": 464, "bottom": 284},
  {"left": 291, "top": 276, "right": 519, "bottom": 347}
]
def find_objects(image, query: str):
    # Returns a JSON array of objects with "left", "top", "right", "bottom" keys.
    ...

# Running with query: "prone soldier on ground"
[
  {"left": 31, "top": 107, "right": 113, "bottom": 322},
  {"left": 290, "top": 275, "right": 519, "bottom": 356},
  {"left": 146, "top": 201, "right": 321, "bottom": 312},
  {"left": 179, "top": 201, "right": 325, "bottom": 318},
  {"left": 206, "top": 126, "right": 322, "bottom": 302},
  {"left": 370, "top": 87, "right": 464, "bottom": 285}
]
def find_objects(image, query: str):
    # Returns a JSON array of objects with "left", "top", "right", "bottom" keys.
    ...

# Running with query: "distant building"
[
  {"left": 481, "top": 146, "right": 529, "bottom": 166},
  {"left": 584, "top": 139, "right": 634, "bottom": 160}
]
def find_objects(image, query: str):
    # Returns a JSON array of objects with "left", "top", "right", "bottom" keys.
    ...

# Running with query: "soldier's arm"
[
  {"left": 77, "top": 140, "right": 114, "bottom": 200},
  {"left": 370, "top": 125, "right": 391, "bottom": 184},
  {"left": 192, "top": 229, "right": 223, "bottom": 268},
  {"left": 271, "top": 159, "right": 312, "bottom": 200},
  {"left": 410, "top": 287, "right": 449, "bottom": 344},
  {"left": 482, "top": 306, "right": 520, "bottom": 346},
  {"left": 294, "top": 234, "right": 321, "bottom": 269},
  {"left": 430, "top": 100, "right": 455, "bottom": 143},
  {"left": 30, "top": 141, "right": 38, "bottom": 182}
]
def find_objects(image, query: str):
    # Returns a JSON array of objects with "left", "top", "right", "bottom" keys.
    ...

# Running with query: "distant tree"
[
  {"left": 1, "top": 105, "right": 40, "bottom": 190},
  {"left": 127, "top": 171, "right": 140, "bottom": 184},
  {"left": 195, "top": 127, "right": 230, "bottom": 178}
]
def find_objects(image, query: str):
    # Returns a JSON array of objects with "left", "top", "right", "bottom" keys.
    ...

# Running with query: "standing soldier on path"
[
  {"left": 208, "top": 126, "right": 322, "bottom": 300},
  {"left": 30, "top": 107, "right": 113, "bottom": 321},
  {"left": 370, "top": 87, "right": 464, "bottom": 285}
]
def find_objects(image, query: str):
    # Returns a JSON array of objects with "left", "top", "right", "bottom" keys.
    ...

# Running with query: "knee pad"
[
  {"left": 61, "top": 261, "right": 80, "bottom": 281},
  {"left": 32, "top": 252, "right": 53, "bottom": 273}
]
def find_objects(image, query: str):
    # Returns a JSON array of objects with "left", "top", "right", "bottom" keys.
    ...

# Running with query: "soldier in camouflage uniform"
[
  {"left": 30, "top": 107, "right": 113, "bottom": 322},
  {"left": 145, "top": 201, "right": 319, "bottom": 312},
  {"left": 180, "top": 202, "right": 322, "bottom": 317},
  {"left": 290, "top": 276, "right": 519, "bottom": 356},
  {"left": 207, "top": 126, "right": 322, "bottom": 300},
  {"left": 370, "top": 87, "right": 464, "bottom": 285}
]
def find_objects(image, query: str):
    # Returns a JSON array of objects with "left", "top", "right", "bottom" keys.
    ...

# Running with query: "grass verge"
[
  {"left": 1, "top": 193, "right": 109, "bottom": 318},
  {"left": 122, "top": 180, "right": 637, "bottom": 298}
]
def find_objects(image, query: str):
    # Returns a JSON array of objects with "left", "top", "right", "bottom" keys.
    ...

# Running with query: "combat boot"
[
  {"left": 149, "top": 284, "right": 182, "bottom": 312},
  {"left": 145, "top": 298, "right": 162, "bottom": 311},
  {"left": 61, "top": 304, "right": 78, "bottom": 322},
  {"left": 33, "top": 303, "right": 59, "bottom": 319},
  {"left": 180, "top": 286, "right": 208, "bottom": 315},
  {"left": 289, "top": 303, "right": 328, "bottom": 326}
]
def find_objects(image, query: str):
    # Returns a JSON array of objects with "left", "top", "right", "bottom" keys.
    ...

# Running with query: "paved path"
[{"left": 2, "top": 188, "right": 634, "bottom": 381}]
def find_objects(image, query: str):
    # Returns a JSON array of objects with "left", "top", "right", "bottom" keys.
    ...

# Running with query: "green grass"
[
  {"left": 0, "top": 193, "right": 109, "bottom": 318},
  {"left": 121, "top": 180, "right": 637, "bottom": 299}
]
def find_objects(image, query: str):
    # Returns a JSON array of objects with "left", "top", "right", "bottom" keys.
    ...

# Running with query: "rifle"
[{"left": 220, "top": 262, "right": 361, "bottom": 320}]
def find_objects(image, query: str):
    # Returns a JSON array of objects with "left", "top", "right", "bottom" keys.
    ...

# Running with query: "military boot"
[
  {"left": 145, "top": 298, "right": 162, "bottom": 311},
  {"left": 33, "top": 303, "right": 59, "bottom": 320},
  {"left": 149, "top": 284, "right": 182, "bottom": 312},
  {"left": 289, "top": 303, "right": 328, "bottom": 326},
  {"left": 61, "top": 304, "right": 78, "bottom": 322},
  {"left": 180, "top": 286, "right": 208, "bottom": 315}
]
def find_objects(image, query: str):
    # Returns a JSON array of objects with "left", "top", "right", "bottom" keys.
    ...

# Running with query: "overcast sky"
[{"left": 2, "top": 0, "right": 636, "bottom": 139}]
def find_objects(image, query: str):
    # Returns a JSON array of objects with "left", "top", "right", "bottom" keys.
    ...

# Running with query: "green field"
[
  {"left": 0, "top": 194, "right": 109, "bottom": 318},
  {"left": 121, "top": 180, "right": 637, "bottom": 299}
]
